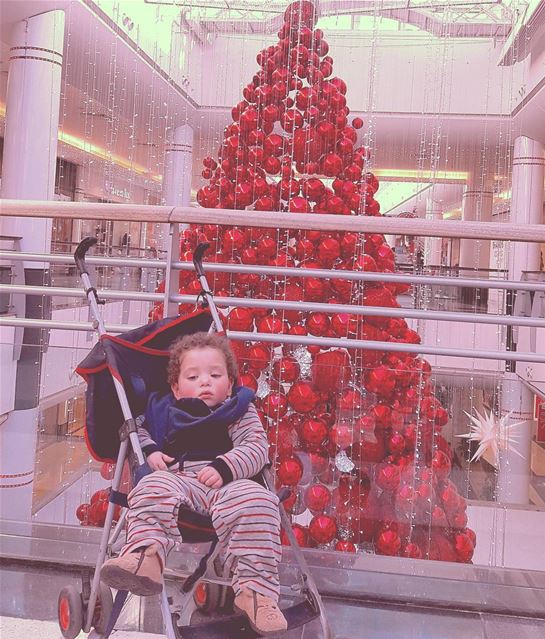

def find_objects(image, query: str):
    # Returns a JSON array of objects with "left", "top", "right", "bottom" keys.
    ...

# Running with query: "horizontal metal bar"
[
  {"left": 0, "top": 250, "right": 165, "bottom": 269},
  {"left": 1, "top": 317, "right": 543, "bottom": 364},
  {"left": 174, "top": 261, "right": 545, "bottom": 293},
  {"left": 230, "top": 330, "right": 545, "bottom": 364},
  {"left": 173, "top": 293, "right": 545, "bottom": 328},
  {"left": 0, "top": 317, "right": 133, "bottom": 333},
  {"left": 1, "top": 284, "right": 162, "bottom": 302},
  {"left": 3, "top": 284, "right": 544, "bottom": 328},
  {"left": 3, "top": 250, "right": 544, "bottom": 293},
  {"left": 2, "top": 199, "right": 545, "bottom": 241}
]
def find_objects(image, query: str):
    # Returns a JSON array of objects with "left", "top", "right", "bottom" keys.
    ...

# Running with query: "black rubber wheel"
[
  {"left": 193, "top": 580, "right": 223, "bottom": 614},
  {"left": 58, "top": 585, "right": 84, "bottom": 639},
  {"left": 222, "top": 585, "right": 235, "bottom": 612},
  {"left": 92, "top": 582, "right": 114, "bottom": 634}
]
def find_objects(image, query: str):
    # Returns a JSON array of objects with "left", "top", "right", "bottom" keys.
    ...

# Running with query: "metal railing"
[{"left": 1, "top": 199, "right": 545, "bottom": 365}]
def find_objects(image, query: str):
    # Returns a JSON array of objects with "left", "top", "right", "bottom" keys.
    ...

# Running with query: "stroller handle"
[
  {"left": 193, "top": 242, "right": 210, "bottom": 277},
  {"left": 74, "top": 236, "right": 98, "bottom": 275}
]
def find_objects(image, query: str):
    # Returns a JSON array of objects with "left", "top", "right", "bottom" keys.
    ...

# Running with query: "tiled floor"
[
  {"left": 0, "top": 616, "right": 162, "bottom": 639},
  {"left": 2, "top": 564, "right": 545, "bottom": 639}
]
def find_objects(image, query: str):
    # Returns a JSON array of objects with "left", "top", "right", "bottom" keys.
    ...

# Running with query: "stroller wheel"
[
  {"left": 193, "top": 581, "right": 223, "bottom": 614},
  {"left": 92, "top": 582, "right": 114, "bottom": 634},
  {"left": 58, "top": 585, "right": 83, "bottom": 639}
]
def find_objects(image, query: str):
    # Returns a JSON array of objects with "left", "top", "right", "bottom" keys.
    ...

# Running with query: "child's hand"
[
  {"left": 147, "top": 451, "right": 175, "bottom": 471},
  {"left": 197, "top": 466, "right": 223, "bottom": 488}
]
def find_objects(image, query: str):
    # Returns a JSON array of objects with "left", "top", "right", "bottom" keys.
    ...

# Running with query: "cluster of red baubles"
[
  {"left": 76, "top": 487, "right": 120, "bottom": 528},
  {"left": 146, "top": 0, "right": 476, "bottom": 563},
  {"left": 196, "top": 1, "right": 374, "bottom": 217},
  {"left": 75, "top": 462, "right": 124, "bottom": 527}
]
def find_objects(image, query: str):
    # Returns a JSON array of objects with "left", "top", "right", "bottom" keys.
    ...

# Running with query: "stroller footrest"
[{"left": 176, "top": 600, "right": 320, "bottom": 638}]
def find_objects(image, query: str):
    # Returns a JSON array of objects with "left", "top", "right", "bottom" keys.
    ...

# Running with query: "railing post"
[{"left": 164, "top": 221, "right": 180, "bottom": 318}]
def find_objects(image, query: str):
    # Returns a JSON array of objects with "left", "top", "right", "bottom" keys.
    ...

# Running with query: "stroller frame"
[{"left": 58, "top": 236, "right": 332, "bottom": 639}]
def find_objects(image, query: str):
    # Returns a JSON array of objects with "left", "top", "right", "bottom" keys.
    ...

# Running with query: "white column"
[
  {"left": 0, "top": 10, "right": 65, "bottom": 262},
  {"left": 160, "top": 124, "right": 194, "bottom": 249},
  {"left": 507, "top": 137, "right": 544, "bottom": 281},
  {"left": 498, "top": 137, "right": 544, "bottom": 505},
  {"left": 423, "top": 198, "right": 443, "bottom": 267},
  {"left": 0, "top": 10, "right": 65, "bottom": 522},
  {"left": 459, "top": 174, "right": 494, "bottom": 272},
  {"left": 498, "top": 373, "right": 534, "bottom": 504}
]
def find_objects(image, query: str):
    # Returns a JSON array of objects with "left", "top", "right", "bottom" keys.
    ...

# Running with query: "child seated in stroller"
[{"left": 100, "top": 332, "right": 287, "bottom": 636}]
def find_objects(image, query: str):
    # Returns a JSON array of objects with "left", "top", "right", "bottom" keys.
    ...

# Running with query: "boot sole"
[
  {"left": 233, "top": 602, "right": 287, "bottom": 637},
  {"left": 100, "top": 564, "right": 163, "bottom": 597}
]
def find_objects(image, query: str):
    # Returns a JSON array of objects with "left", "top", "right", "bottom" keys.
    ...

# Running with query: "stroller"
[{"left": 58, "top": 238, "right": 332, "bottom": 639}]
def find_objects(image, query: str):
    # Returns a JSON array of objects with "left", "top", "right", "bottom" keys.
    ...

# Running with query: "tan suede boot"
[
  {"left": 234, "top": 588, "right": 288, "bottom": 636},
  {"left": 100, "top": 545, "right": 163, "bottom": 596}
]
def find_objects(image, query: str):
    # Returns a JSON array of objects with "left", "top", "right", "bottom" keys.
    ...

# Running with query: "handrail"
[
  {"left": 1, "top": 316, "right": 543, "bottom": 364},
  {"left": 2, "top": 199, "right": 545, "bottom": 241},
  {"left": 2, "top": 251, "right": 545, "bottom": 293},
  {"left": 3, "top": 283, "right": 545, "bottom": 328}
]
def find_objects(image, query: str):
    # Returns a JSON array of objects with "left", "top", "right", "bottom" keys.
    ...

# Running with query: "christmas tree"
[{"left": 99, "top": 0, "right": 474, "bottom": 564}]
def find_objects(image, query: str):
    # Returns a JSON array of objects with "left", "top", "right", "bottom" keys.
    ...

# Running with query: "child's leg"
[
  {"left": 101, "top": 471, "right": 211, "bottom": 595},
  {"left": 121, "top": 470, "right": 208, "bottom": 567},
  {"left": 210, "top": 480, "right": 282, "bottom": 601}
]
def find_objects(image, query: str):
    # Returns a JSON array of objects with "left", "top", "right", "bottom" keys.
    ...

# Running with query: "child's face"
[{"left": 171, "top": 347, "right": 232, "bottom": 407}]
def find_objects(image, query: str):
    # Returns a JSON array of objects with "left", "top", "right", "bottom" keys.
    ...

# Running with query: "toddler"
[{"left": 101, "top": 332, "right": 287, "bottom": 635}]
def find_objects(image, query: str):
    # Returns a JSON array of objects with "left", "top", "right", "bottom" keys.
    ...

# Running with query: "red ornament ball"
[
  {"left": 304, "top": 484, "right": 332, "bottom": 513},
  {"left": 309, "top": 514, "right": 337, "bottom": 544},
  {"left": 277, "top": 456, "right": 303, "bottom": 486},
  {"left": 287, "top": 381, "right": 319, "bottom": 413},
  {"left": 376, "top": 530, "right": 401, "bottom": 556},
  {"left": 335, "top": 540, "right": 357, "bottom": 553}
]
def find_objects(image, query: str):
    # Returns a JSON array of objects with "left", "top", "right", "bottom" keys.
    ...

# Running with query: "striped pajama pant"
[{"left": 120, "top": 470, "right": 282, "bottom": 600}]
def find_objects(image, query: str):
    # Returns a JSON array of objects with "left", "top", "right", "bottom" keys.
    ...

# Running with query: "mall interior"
[{"left": 0, "top": 1, "right": 544, "bottom": 638}]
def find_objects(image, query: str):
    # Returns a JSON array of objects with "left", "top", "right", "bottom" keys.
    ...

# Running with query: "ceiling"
[{"left": 0, "top": 0, "right": 544, "bottom": 214}]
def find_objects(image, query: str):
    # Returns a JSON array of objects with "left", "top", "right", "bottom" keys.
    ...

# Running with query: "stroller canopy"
[{"left": 77, "top": 309, "right": 214, "bottom": 461}]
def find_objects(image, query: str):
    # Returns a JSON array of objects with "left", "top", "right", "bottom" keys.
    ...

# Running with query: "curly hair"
[{"left": 167, "top": 332, "right": 238, "bottom": 386}]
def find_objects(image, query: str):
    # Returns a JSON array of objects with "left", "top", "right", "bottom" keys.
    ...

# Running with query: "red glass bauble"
[
  {"left": 330, "top": 423, "right": 353, "bottom": 450},
  {"left": 260, "top": 391, "right": 289, "bottom": 419},
  {"left": 317, "top": 237, "right": 341, "bottom": 267},
  {"left": 376, "top": 464, "right": 401, "bottom": 492},
  {"left": 277, "top": 456, "right": 303, "bottom": 486},
  {"left": 387, "top": 432, "right": 406, "bottom": 455},
  {"left": 300, "top": 418, "right": 328, "bottom": 450},
  {"left": 363, "top": 366, "right": 397, "bottom": 397},
  {"left": 375, "top": 530, "right": 401, "bottom": 556},
  {"left": 239, "top": 372, "right": 258, "bottom": 392},
  {"left": 403, "top": 542, "right": 423, "bottom": 559},
  {"left": 90, "top": 489, "right": 109, "bottom": 505},
  {"left": 272, "top": 356, "right": 300, "bottom": 383},
  {"left": 289, "top": 196, "right": 311, "bottom": 213},
  {"left": 100, "top": 462, "right": 115, "bottom": 480},
  {"left": 302, "top": 276, "right": 326, "bottom": 301},
  {"left": 352, "top": 117, "right": 364, "bottom": 129},
  {"left": 287, "top": 381, "right": 319, "bottom": 413},
  {"left": 304, "top": 484, "right": 331, "bottom": 513},
  {"left": 305, "top": 312, "right": 330, "bottom": 336},
  {"left": 76, "top": 503, "right": 90, "bottom": 523},
  {"left": 322, "top": 153, "right": 344, "bottom": 177},
  {"left": 339, "top": 388, "right": 364, "bottom": 412},
  {"left": 431, "top": 450, "right": 451, "bottom": 482},
  {"left": 281, "top": 523, "right": 309, "bottom": 547},
  {"left": 227, "top": 307, "right": 254, "bottom": 332},
  {"left": 246, "top": 344, "right": 271, "bottom": 371},
  {"left": 257, "top": 314, "right": 285, "bottom": 335},
  {"left": 309, "top": 452, "right": 330, "bottom": 476},
  {"left": 309, "top": 514, "right": 337, "bottom": 544},
  {"left": 311, "top": 349, "right": 351, "bottom": 393},
  {"left": 335, "top": 540, "right": 357, "bottom": 553}
]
